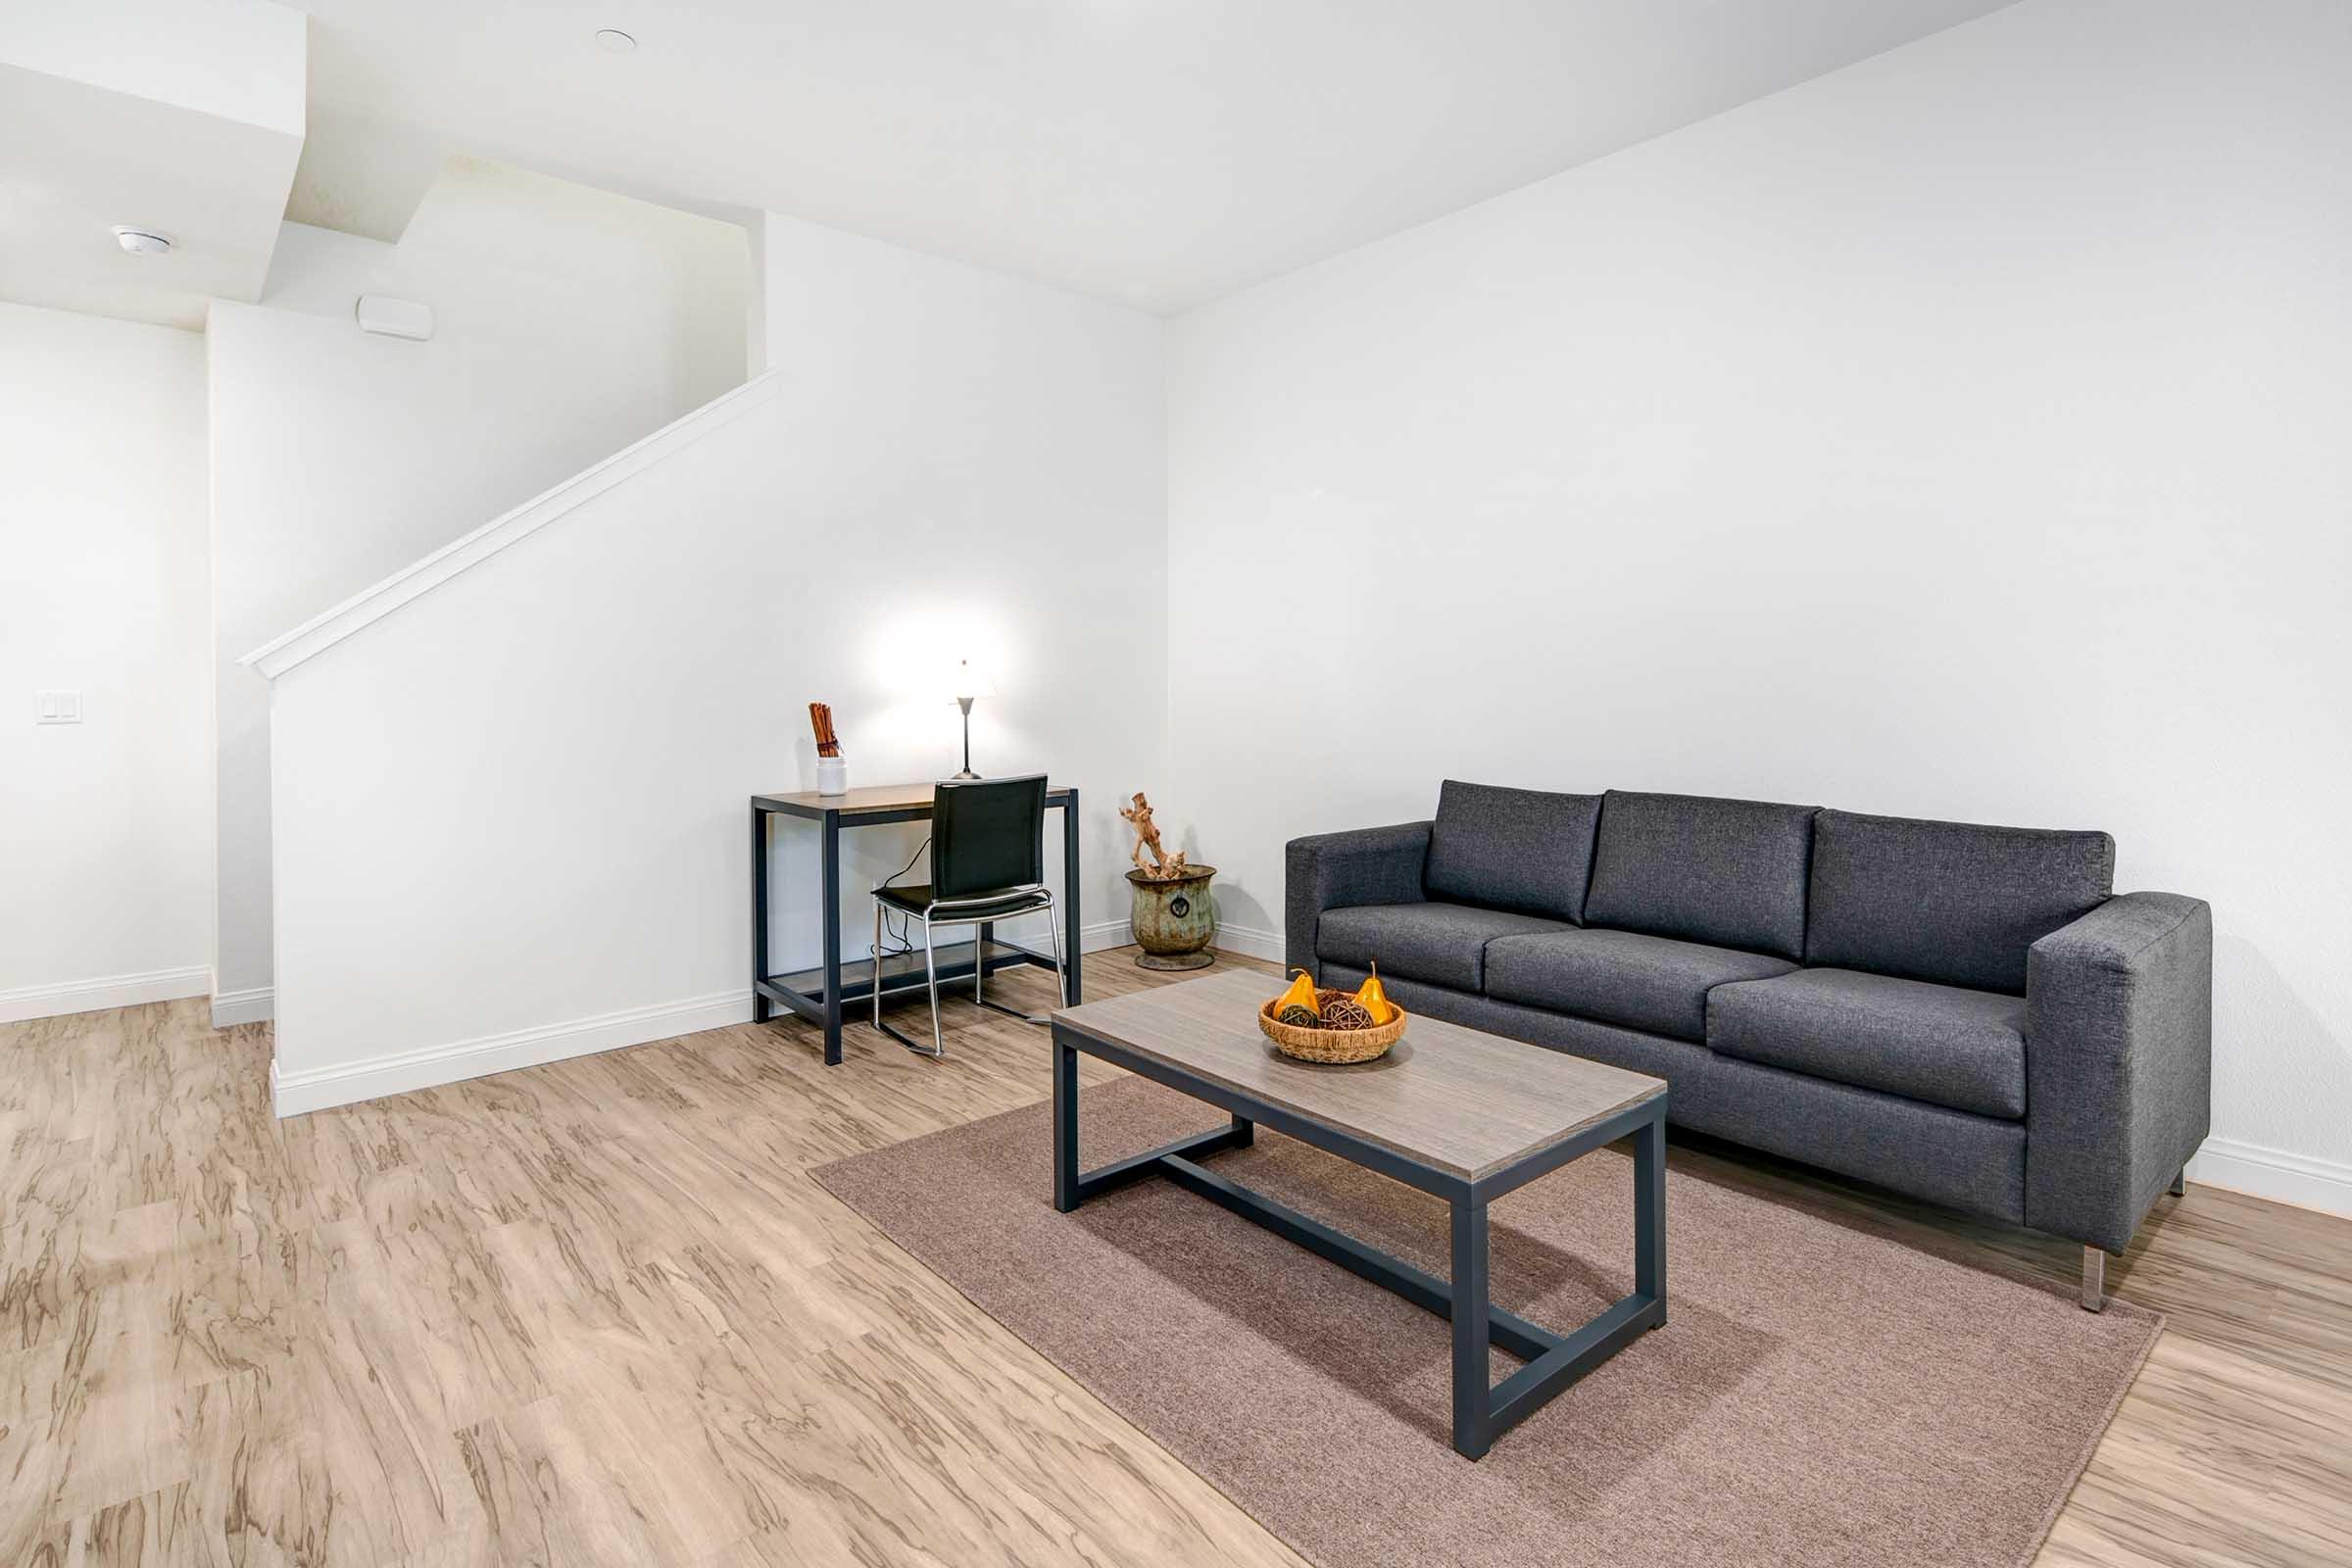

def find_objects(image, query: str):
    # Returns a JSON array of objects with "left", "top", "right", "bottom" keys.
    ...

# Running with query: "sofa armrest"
[
  {"left": 1285, "top": 822, "right": 1432, "bottom": 981},
  {"left": 2024, "top": 892, "right": 2212, "bottom": 1251}
]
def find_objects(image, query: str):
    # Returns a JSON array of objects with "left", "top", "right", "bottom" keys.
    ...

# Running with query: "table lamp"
[{"left": 949, "top": 658, "right": 995, "bottom": 779}]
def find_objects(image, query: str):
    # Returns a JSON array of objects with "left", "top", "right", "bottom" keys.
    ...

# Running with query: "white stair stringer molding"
[{"left": 240, "top": 370, "right": 781, "bottom": 679}]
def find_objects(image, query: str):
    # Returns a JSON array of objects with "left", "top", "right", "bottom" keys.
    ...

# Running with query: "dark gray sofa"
[{"left": 1286, "top": 782, "right": 2212, "bottom": 1310}]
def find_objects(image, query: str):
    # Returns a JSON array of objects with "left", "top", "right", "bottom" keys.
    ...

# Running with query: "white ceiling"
[
  {"left": 295, "top": 0, "right": 2019, "bottom": 316},
  {"left": 0, "top": 0, "right": 306, "bottom": 329}
]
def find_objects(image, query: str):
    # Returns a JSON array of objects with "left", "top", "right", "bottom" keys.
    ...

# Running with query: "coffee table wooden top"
[{"left": 1053, "top": 969, "right": 1665, "bottom": 1183}]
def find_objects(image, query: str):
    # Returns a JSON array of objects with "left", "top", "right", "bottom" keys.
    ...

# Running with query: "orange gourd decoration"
[
  {"left": 1275, "top": 968, "right": 1319, "bottom": 1017},
  {"left": 1353, "top": 961, "right": 1395, "bottom": 1025}
]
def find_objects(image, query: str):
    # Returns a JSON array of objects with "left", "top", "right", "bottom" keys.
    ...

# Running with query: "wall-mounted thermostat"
[{"left": 356, "top": 294, "right": 435, "bottom": 341}]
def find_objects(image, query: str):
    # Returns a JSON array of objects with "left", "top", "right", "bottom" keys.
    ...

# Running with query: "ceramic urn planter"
[{"left": 1127, "top": 865, "right": 1217, "bottom": 970}]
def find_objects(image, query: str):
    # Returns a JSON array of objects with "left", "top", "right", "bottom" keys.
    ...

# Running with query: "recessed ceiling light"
[
  {"left": 594, "top": 28, "right": 636, "bottom": 53},
  {"left": 112, "top": 226, "right": 172, "bottom": 256}
]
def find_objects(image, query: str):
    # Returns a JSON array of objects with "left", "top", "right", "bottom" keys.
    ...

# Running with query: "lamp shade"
[{"left": 949, "top": 657, "right": 996, "bottom": 701}]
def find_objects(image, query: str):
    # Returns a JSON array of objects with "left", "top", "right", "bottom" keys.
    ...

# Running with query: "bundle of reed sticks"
[{"left": 808, "top": 702, "right": 842, "bottom": 758}]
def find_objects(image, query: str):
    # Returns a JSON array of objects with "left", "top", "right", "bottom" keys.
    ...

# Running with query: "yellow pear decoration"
[
  {"left": 1353, "top": 961, "right": 1395, "bottom": 1025},
  {"left": 1275, "top": 968, "right": 1319, "bottom": 1017}
]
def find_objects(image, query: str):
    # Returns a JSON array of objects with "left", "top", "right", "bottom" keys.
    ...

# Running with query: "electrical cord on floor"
[{"left": 871, "top": 837, "right": 931, "bottom": 962}]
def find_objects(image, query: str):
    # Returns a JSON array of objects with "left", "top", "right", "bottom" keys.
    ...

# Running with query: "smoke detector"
[
  {"left": 594, "top": 28, "right": 636, "bottom": 52},
  {"left": 112, "top": 227, "right": 173, "bottom": 256}
]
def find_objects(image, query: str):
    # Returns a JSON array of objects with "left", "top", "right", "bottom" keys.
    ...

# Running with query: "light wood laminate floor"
[{"left": 3, "top": 950, "right": 2345, "bottom": 1566}]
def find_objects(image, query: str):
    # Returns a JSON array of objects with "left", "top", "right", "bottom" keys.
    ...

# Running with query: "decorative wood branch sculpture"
[
  {"left": 1120, "top": 792, "right": 1191, "bottom": 880},
  {"left": 808, "top": 702, "right": 842, "bottom": 759}
]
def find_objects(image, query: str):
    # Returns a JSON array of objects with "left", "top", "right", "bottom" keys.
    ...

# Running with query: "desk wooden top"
[
  {"left": 1053, "top": 969, "right": 1664, "bottom": 1184},
  {"left": 753, "top": 781, "right": 1074, "bottom": 817}
]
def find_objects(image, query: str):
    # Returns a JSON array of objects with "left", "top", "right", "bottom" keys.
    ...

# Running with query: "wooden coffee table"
[{"left": 1051, "top": 969, "right": 1668, "bottom": 1459}]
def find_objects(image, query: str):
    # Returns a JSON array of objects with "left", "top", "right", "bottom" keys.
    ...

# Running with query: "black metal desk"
[{"left": 751, "top": 782, "right": 1080, "bottom": 1064}]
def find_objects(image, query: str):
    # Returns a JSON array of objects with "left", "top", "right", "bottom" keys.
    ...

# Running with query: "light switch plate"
[{"left": 36, "top": 690, "right": 80, "bottom": 724}]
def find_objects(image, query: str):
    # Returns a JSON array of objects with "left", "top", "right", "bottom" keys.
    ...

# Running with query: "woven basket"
[{"left": 1258, "top": 990, "right": 1408, "bottom": 1064}]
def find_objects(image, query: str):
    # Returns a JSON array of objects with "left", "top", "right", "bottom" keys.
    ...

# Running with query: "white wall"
[
  {"left": 209, "top": 158, "right": 747, "bottom": 1021},
  {"left": 1167, "top": 0, "right": 2352, "bottom": 1209},
  {"left": 261, "top": 214, "right": 1165, "bottom": 1110},
  {"left": 0, "top": 301, "right": 213, "bottom": 1019}
]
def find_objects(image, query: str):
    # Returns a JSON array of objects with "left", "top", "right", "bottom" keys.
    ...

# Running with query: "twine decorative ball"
[
  {"left": 1277, "top": 1004, "right": 1322, "bottom": 1029},
  {"left": 1318, "top": 995, "right": 1376, "bottom": 1031}
]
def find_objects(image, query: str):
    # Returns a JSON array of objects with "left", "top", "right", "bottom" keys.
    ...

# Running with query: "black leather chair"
[{"left": 871, "top": 773, "right": 1066, "bottom": 1056}]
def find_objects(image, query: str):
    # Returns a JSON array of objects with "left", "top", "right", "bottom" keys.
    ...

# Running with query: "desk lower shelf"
[{"left": 757, "top": 938, "right": 1059, "bottom": 1019}]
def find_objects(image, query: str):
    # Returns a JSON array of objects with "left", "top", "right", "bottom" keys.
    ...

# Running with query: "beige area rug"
[{"left": 812, "top": 1077, "right": 2160, "bottom": 1568}]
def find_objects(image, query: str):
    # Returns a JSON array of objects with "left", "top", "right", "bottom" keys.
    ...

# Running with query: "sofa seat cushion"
[
  {"left": 1315, "top": 903, "right": 1570, "bottom": 992},
  {"left": 1485, "top": 928, "right": 1797, "bottom": 1042},
  {"left": 1423, "top": 780, "right": 1603, "bottom": 923},
  {"left": 1583, "top": 791, "right": 1819, "bottom": 959},
  {"left": 1707, "top": 967, "right": 2028, "bottom": 1120}
]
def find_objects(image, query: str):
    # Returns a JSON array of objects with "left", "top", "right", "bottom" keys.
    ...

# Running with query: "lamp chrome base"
[{"left": 951, "top": 697, "right": 980, "bottom": 781}]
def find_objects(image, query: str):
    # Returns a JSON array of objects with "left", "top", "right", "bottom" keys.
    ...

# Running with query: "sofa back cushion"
[
  {"left": 1806, "top": 809, "right": 2114, "bottom": 995},
  {"left": 1583, "top": 791, "right": 1818, "bottom": 958},
  {"left": 1422, "top": 781, "right": 1602, "bottom": 923}
]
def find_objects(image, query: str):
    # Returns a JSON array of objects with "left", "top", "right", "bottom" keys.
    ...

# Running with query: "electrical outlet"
[{"left": 36, "top": 690, "right": 81, "bottom": 724}]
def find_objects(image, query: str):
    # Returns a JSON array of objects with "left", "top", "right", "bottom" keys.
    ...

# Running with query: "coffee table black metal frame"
[{"left": 1050, "top": 1018, "right": 1668, "bottom": 1460}]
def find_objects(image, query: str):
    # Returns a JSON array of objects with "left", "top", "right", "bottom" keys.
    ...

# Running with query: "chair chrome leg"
[
  {"left": 1045, "top": 897, "right": 1067, "bottom": 1015},
  {"left": 921, "top": 915, "right": 945, "bottom": 1057},
  {"left": 960, "top": 900, "right": 1065, "bottom": 1027},
  {"left": 2081, "top": 1247, "right": 2107, "bottom": 1313},
  {"left": 2170, "top": 1167, "right": 2187, "bottom": 1198}
]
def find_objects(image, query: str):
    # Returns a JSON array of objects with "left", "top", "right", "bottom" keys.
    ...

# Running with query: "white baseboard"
[
  {"left": 0, "top": 964, "right": 212, "bottom": 1024},
  {"left": 2190, "top": 1137, "right": 2352, "bottom": 1219},
  {"left": 274, "top": 926, "right": 1140, "bottom": 1117},
  {"left": 1079, "top": 918, "right": 1133, "bottom": 954},
  {"left": 211, "top": 987, "right": 274, "bottom": 1029},
  {"left": 229, "top": 925, "right": 1129, "bottom": 1038},
  {"left": 1210, "top": 921, "right": 1284, "bottom": 962},
  {"left": 273, "top": 989, "right": 755, "bottom": 1117}
]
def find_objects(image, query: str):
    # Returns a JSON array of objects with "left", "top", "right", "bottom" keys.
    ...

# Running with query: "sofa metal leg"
[
  {"left": 2170, "top": 1167, "right": 2187, "bottom": 1198},
  {"left": 2081, "top": 1247, "right": 2107, "bottom": 1313}
]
